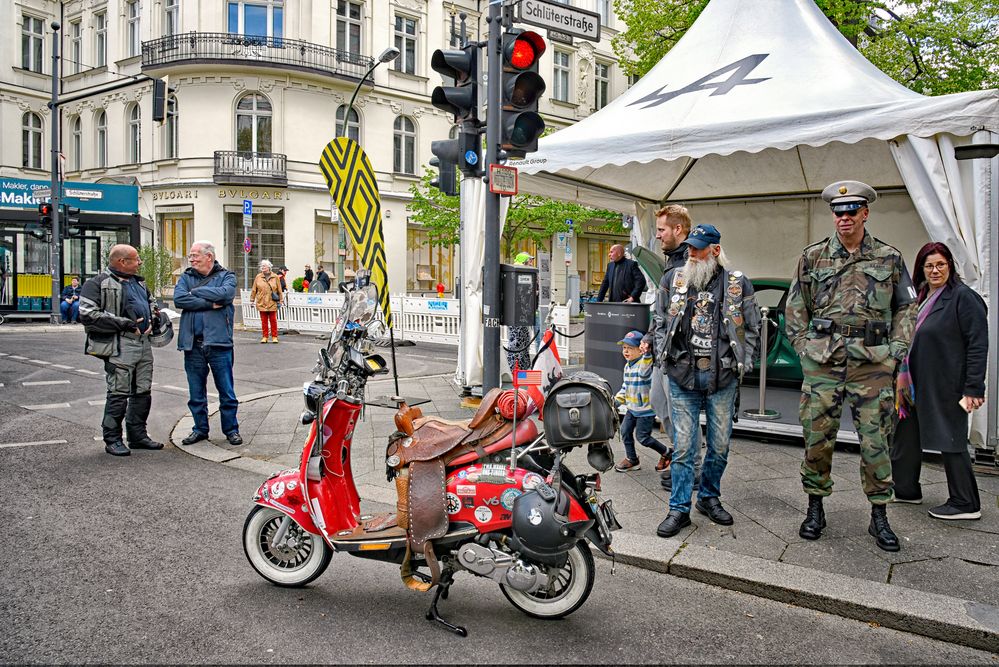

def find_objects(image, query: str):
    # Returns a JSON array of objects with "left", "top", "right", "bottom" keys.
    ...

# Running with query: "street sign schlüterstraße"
[{"left": 516, "top": 0, "right": 601, "bottom": 42}]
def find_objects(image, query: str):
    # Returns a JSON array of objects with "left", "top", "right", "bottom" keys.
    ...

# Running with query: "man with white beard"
[{"left": 648, "top": 224, "right": 761, "bottom": 538}]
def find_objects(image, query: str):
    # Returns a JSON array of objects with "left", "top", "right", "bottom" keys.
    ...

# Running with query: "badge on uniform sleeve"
[
  {"left": 671, "top": 294, "right": 680, "bottom": 303},
  {"left": 731, "top": 270, "right": 743, "bottom": 279},
  {"left": 727, "top": 284, "right": 742, "bottom": 298}
]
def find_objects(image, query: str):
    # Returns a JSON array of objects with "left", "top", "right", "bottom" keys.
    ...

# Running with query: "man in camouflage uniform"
[{"left": 786, "top": 181, "right": 917, "bottom": 552}]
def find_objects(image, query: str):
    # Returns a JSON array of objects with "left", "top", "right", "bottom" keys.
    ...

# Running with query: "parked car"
[{"left": 631, "top": 246, "right": 803, "bottom": 386}]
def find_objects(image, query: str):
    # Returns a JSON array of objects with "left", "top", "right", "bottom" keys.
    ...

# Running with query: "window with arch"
[
  {"left": 127, "top": 104, "right": 141, "bottom": 163},
  {"left": 236, "top": 93, "right": 272, "bottom": 153},
  {"left": 72, "top": 116, "right": 83, "bottom": 171},
  {"left": 393, "top": 116, "right": 416, "bottom": 174},
  {"left": 165, "top": 95, "right": 179, "bottom": 158},
  {"left": 96, "top": 110, "right": 108, "bottom": 167},
  {"left": 336, "top": 105, "right": 360, "bottom": 143},
  {"left": 22, "top": 112, "right": 43, "bottom": 169}
]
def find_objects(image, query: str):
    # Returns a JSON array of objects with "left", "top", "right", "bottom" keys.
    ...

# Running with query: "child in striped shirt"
[{"left": 614, "top": 330, "right": 672, "bottom": 473}]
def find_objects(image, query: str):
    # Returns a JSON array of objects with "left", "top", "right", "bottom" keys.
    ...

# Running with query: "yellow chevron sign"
[{"left": 319, "top": 137, "right": 392, "bottom": 327}]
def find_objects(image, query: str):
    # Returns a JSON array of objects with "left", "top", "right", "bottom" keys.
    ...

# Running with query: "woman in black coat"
[{"left": 891, "top": 242, "right": 987, "bottom": 520}]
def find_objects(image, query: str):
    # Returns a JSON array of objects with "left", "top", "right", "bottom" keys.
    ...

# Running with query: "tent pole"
[{"left": 988, "top": 153, "right": 999, "bottom": 454}]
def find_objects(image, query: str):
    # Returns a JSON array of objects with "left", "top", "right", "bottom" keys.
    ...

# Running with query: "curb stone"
[{"left": 172, "top": 386, "right": 999, "bottom": 654}]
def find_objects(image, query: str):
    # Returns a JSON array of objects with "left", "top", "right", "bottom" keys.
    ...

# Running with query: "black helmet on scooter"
[{"left": 508, "top": 489, "right": 588, "bottom": 566}]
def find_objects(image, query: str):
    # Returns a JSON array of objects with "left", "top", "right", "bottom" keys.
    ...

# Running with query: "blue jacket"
[{"left": 174, "top": 262, "right": 237, "bottom": 350}]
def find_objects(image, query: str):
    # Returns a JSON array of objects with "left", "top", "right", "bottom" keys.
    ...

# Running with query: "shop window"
[
  {"left": 587, "top": 238, "right": 616, "bottom": 288},
  {"left": 236, "top": 93, "right": 272, "bottom": 153},
  {"left": 161, "top": 215, "right": 193, "bottom": 284},
  {"left": 314, "top": 220, "right": 360, "bottom": 279},
  {"left": 406, "top": 227, "right": 453, "bottom": 294},
  {"left": 227, "top": 209, "right": 285, "bottom": 288}
]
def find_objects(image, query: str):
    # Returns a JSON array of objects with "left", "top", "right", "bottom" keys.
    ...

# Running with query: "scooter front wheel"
[
  {"left": 500, "top": 541, "right": 595, "bottom": 619},
  {"left": 243, "top": 506, "right": 332, "bottom": 587}
]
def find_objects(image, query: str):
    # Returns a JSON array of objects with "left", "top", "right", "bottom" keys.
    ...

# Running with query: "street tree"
[
  {"left": 611, "top": 0, "right": 998, "bottom": 95},
  {"left": 408, "top": 171, "right": 622, "bottom": 261}
]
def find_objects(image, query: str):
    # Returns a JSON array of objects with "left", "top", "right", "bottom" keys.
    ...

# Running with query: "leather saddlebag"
[{"left": 542, "top": 371, "right": 619, "bottom": 449}]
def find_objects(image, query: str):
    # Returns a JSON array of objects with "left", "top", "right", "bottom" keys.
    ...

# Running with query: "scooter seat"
[{"left": 447, "top": 419, "right": 539, "bottom": 468}]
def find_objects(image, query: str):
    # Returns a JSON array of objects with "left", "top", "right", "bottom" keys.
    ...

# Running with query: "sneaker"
[
  {"left": 928, "top": 504, "right": 981, "bottom": 520},
  {"left": 270, "top": 337, "right": 279, "bottom": 343},
  {"left": 614, "top": 457, "right": 641, "bottom": 472},
  {"left": 260, "top": 337, "right": 268, "bottom": 343},
  {"left": 655, "top": 452, "right": 672, "bottom": 472},
  {"left": 892, "top": 495, "right": 923, "bottom": 505}
]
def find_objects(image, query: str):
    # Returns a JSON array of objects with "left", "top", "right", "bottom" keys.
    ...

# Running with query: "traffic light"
[
  {"left": 152, "top": 78, "right": 176, "bottom": 122},
  {"left": 429, "top": 140, "right": 459, "bottom": 197},
  {"left": 500, "top": 30, "right": 547, "bottom": 159},
  {"left": 62, "top": 204, "right": 82, "bottom": 237},
  {"left": 29, "top": 202, "right": 53, "bottom": 240},
  {"left": 430, "top": 45, "right": 479, "bottom": 123}
]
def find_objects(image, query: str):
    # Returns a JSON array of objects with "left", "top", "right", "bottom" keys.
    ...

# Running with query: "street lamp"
[{"left": 333, "top": 46, "right": 401, "bottom": 284}]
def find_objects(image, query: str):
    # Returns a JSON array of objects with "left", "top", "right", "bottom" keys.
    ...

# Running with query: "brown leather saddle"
[{"left": 386, "top": 388, "right": 514, "bottom": 590}]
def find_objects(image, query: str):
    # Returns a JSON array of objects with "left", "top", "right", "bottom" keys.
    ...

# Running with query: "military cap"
[
  {"left": 822, "top": 180, "right": 877, "bottom": 213},
  {"left": 683, "top": 223, "right": 721, "bottom": 249}
]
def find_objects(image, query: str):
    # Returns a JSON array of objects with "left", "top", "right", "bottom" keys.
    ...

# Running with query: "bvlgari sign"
[{"left": 517, "top": 0, "right": 601, "bottom": 42}]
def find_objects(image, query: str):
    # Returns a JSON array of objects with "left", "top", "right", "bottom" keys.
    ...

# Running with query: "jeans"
[
  {"left": 621, "top": 411, "right": 670, "bottom": 462},
  {"left": 184, "top": 343, "right": 239, "bottom": 436},
  {"left": 60, "top": 300, "right": 79, "bottom": 322},
  {"left": 668, "top": 375, "right": 739, "bottom": 513}
]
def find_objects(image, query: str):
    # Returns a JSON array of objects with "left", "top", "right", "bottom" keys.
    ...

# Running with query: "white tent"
[{"left": 519, "top": 0, "right": 999, "bottom": 449}]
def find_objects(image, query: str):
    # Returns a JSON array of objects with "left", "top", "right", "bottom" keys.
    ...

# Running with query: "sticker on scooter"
[
  {"left": 474, "top": 506, "right": 493, "bottom": 523},
  {"left": 522, "top": 473, "right": 544, "bottom": 490},
  {"left": 528, "top": 507, "right": 543, "bottom": 525},
  {"left": 445, "top": 493, "right": 461, "bottom": 515},
  {"left": 500, "top": 488, "right": 522, "bottom": 510},
  {"left": 483, "top": 496, "right": 501, "bottom": 506},
  {"left": 286, "top": 480, "right": 298, "bottom": 491},
  {"left": 456, "top": 484, "right": 476, "bottom": 496},
  {"left": 271, "top": 481, "right": 285, "bottom": 498}
]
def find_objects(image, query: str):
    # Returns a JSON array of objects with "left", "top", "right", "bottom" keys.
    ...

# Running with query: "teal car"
[{"left": 631, "top": 247, "right": 803, "bottom": 386}]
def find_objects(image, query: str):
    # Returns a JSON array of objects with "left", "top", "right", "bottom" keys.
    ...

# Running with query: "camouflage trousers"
[{"left": 799, "top": 358, "right": 895, "bottom": 504}]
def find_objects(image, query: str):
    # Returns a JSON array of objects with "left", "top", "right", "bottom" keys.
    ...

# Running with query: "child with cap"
[{"left": 614, "top": 329, "right": 672, "bottom": 473}]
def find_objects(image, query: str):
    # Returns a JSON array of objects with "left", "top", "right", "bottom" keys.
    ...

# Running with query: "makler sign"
[{"left": 517, "top": 0, "right": 601, "bottom": 42}]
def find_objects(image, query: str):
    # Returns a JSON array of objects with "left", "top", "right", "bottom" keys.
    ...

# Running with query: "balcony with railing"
[
  {"left": 214, "top": 151, "right": 287, "bottom": 186},
  {"left": 142, "top": 33, "right": 375, "bottom": 81}
]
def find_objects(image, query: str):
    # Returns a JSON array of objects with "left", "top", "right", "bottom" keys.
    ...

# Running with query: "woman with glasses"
[
  {"left": 891, "top": 242, "right": 987, "bottom": 520},
  {"left": 249, "top": 259, "right": 283, "bottom": 343}
]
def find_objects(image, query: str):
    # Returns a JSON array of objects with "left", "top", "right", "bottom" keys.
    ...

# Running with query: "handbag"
[{"left": 270, "top": 290, "right": 281, "bottom": 302}]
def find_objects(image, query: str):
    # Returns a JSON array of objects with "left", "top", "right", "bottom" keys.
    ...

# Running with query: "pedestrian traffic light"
[
  {"left": 500, "top": 30, "right": 547, "bottom": 159},
  {"left": 38, "top": 202, "right": 53, "bottom": 224},
  {"left": 430, "top": 45, "right": 479, "bottom": 124},
  {"left": 29, "top": 202, "right": 53, "bottom": 240}
]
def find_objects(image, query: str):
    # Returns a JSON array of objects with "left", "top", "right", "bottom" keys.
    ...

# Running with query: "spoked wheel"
[
  {"left": 242, "top": 506, "right": 332, "bottom": 587},
  {"left": 500, "top": 541, "right": 595, "bottom": 619}
]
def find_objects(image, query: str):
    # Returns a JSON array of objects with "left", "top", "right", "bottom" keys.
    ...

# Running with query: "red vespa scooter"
[{"left": 242, "top": 278, "right": 621, "bottom": 635}]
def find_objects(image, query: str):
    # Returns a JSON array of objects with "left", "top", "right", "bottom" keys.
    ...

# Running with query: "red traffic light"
[
  {"left": 38, "top": 202, "right": 53, "bottom": 216},
  {"left": 504, "top": 31, "right": 546, "bottom": 70}
]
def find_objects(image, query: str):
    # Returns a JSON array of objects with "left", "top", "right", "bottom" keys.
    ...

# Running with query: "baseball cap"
[
  {"left": 514, "top": 251, "right": 534, "bottom": 264},
  {"left": 618, "top": 330, "right": 645, "bottom": 347},
  {"left": 684, "top": 224, "right": 721, "bottom": 249}
]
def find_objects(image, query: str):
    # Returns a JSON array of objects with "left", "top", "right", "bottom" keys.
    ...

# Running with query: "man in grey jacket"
[
  {"left": 174, "top": 241, "right": 241, "bottom": 446},
  {"left": 79, "top": 244, "right": 163, "bottom": 456}
]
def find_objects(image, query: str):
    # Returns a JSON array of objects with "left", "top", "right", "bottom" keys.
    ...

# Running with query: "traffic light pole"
[
  {"left": 482, "top": 4, "right": 503, "bottom": 392},
  {"left": 48, "top": 21, "right": 62, "bottom": 326}
]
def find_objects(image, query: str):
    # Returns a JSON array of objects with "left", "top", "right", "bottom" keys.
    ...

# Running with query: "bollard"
[{"left": 743, "top": 306, "right": 781, "bottom": 420}]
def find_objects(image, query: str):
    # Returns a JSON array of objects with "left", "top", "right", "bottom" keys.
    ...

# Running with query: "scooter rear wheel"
[
  {"left": 500, "top": 541, "right": 595, "bottom": 619},
  {"left": 243, "top": 506, "right": 332, "bottom": 587}
]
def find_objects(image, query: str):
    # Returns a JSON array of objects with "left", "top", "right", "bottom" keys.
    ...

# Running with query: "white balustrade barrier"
[{"left": 240, "top": 291, "right": 575, "bottom": 360}]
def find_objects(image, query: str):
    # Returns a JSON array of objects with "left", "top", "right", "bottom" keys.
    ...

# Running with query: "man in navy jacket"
[
  {"left": 596, "top": 244, "right": 646, "bottom": 303},
  {"left": 174, "top": 241, "right": 241, "bottom": 446}
]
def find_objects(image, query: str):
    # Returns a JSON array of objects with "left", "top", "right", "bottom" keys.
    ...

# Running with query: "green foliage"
[
  {"left": 292, "top": 276, "right": 305, "bottom": 292},
  {"left": 137, "top": 245, "right": 173, "bottom": 298},
  {"left": 408, "top": 168, "right": 622, "bottom": 261},
  {"left": 611, "top": 0, "right": 998, "bottom": 95}
]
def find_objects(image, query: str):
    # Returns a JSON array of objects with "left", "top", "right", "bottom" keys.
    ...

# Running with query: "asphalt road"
[{"left": 1, "top": 330, "right": 997, "bottom": 663}]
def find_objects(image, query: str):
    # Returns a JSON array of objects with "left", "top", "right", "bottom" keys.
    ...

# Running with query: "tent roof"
[{"left": 518, "top": 0, "right": 999, "bottom": 210}]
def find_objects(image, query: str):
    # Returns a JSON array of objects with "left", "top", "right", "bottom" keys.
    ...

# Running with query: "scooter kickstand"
[{"left": 425, "top": 570, "right": 467, "bottom": 637}]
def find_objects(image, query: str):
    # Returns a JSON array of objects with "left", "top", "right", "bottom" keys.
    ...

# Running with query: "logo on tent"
[{"left": 629, "top": 54, "right": 771, "bottom": 109}]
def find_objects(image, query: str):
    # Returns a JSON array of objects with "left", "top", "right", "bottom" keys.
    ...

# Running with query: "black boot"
[
  {"left": 798, "top": 495, "right": 826, "bottom": 540},
  {"left": 869, "top": 505, "right": 900, "bottom": 552},
  {"left": 125, "top": 393, "right": 162, "bottom": 449},
  {"left": 103, "top": 394, "right": 128, "bottom": 444}
]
